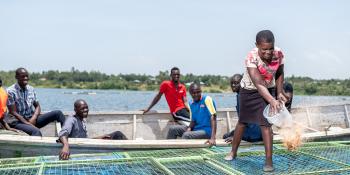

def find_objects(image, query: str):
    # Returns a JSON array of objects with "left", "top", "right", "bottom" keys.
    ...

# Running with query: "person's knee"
[
  {"left": 182, "top": 132, "right": 192, "bottom": 139},
  {"left": 52, "top": 110, "right": 65, "bottom": 123},
  {"left": 31, "top": 128, "right": 42, "bottom": 136}
]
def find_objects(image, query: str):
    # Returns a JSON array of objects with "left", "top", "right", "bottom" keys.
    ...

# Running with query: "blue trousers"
[{"left": 11, "top": 110, "right": 65, "bottom": 136}]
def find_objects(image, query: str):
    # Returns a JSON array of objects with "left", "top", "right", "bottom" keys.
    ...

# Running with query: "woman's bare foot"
[
  {"left": 263, "top": 165, "right": 274, "bottom": 172},
  {"left": 263, "top": 159, "right": 274, "bottom": 172},
  {"left": 224, "top": 152, "right": 236, "bottom": 161}
]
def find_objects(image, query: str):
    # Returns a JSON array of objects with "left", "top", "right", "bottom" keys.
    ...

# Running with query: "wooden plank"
[{"left": 1, "top": 128, "right": 350, "bottom": 149}]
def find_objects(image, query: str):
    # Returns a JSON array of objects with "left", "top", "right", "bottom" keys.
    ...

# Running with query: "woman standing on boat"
[{"left": 225, "top": 30, "right": 287, "bottom": 172}]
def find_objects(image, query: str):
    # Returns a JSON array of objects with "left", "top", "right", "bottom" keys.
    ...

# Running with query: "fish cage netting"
[
  {"left": 274, "top": 141, "right": 340, "bottom": 149},
  {"left": 208, "top": 145, "right": 267, "bottom": 154},
  {"left": 299, "top": 145, "right": 350, "bottom": 164},
  {"left": 38, "top": 152, "right": 125, "bottom": 163},
  {"left": 42, "top": 159, "right": 168, "bottom": 175},
  {"left": 159, "top": 157, "right": 234, "bottom": 175},
  {"left": 126, "top": 148, "right": 211, "bottom": 158},
  {"left": 0, "top": 166, "right": 40, "bottom": 175},
  {"left": 207, "top": 150, "right": 350, "bottom": 175},
  {"left": 1, "top": 142, "right": 350, "bottom": 175}
]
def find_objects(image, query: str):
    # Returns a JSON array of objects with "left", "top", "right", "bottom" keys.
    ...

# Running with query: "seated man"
[
  {"left": 7, "top": 68, "right": 65, "bottom": 136},
  {"left": 166, "top": 83, "right": 217, "bottom": 146},
  {"left": 223, "top": 74, "right": 262, "bottom": 142},
  {"left": 283, "top": 82, "right": 293, "bottom": 112},
  {"left": 143, "top": 67, "right": 191, "bottom": 125},
  {"left": 0, "top": 78, "right": 19, "bottom": 132},
  {"left": 59, "top": 99, "right": 127, "bottom": 160}
]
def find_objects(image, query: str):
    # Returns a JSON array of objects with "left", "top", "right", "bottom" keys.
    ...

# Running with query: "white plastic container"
[{"left": 263, "top": 104, "right": 293, "bottom": 128}]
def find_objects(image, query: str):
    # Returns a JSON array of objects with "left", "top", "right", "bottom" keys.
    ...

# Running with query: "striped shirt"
[{"left": 7, "top": 83, "right": 38, "bottom": 119}]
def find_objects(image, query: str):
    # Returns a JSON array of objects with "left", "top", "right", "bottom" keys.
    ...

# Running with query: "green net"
[
  {"left": 208, "top": 145, "right": 267, "bottom": 154},
  {"left": 299, "top": 145, "right": 350, "bottom": 164},
  {"left": 43, "top": 159, "right": 168, "bottom": 175},
  {"left": 1, "top": 142, "right": 350, "bottom": 174},
  {"left": 159, "top": 157, "right": 233, "bottom": 175},
  {"left": 38, "top": 152, "right": 125, "bottom": 163},
  {"left": 207, "top": 150, "right": 349, "bottom": 175},
  {"left": 127, "top": 148, "right": 210, "bottom": 158},
  {"left": 0, "top": 167, "right": 40, "bottom": 175}
]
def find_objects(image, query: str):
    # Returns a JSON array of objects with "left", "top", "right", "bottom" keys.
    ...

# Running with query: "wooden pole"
[
  {"left": 133, "top": 114, "right": 137, "bottom": 140},
  {"left": 226, "top": 111, "right": 232, "bottom": 132},
  {"left": 344, "top": 105, "right": 350, "bottom": 128}
]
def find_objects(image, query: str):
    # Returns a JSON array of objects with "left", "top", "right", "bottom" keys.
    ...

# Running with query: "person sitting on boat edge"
[
  {"left": 142, "top": 67, "right": 191, "bottom": 126},
  {"left": 223, "top": 74, "right": 263, "bottom": 143},
  {"left": 283, "top": 81, "right": 293, "bottom": 112},
  {"left": 166, "top": 83, "right": 217, "bottom": 146},
  {"left": 58, "top": 99, "right": 127, "bottom": 160},
  {"left": 6, "top": 68, "right": 65, "bottom": 136},
  {"left": 0, "top": 78, "right": 20, "bottom": 133}
]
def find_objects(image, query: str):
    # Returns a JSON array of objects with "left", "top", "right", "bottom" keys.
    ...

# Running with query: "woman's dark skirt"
[{"left": 238, "top": 88, "right": 276, "bottom": 126}]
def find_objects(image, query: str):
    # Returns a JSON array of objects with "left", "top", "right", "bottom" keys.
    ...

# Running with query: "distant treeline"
[{"left": 0, "top": 68, "right": 349, "bottom": 95}]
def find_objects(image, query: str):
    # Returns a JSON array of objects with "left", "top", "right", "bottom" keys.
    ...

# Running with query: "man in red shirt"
[{"left": 143, "top": 67, "right": 190, "bottom": 124}]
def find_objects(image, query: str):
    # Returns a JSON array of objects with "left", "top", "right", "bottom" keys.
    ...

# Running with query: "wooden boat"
[{"left": 0, "top": 103, "right": 349, "bottom": 158}]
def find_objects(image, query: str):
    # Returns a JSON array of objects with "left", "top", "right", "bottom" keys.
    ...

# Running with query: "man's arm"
[
  {"left": 0, "top": 118, "right": 19, "bottom": 132},
  {"left": 186, "top": 121, "right": 195, "bottom": 132},
  {"left": 203, "top": 96, "right": 217, "bottom": 146},
  {"left": 8, "top": 104, "right": 37, "bottom": 127},
  {"left": 182, "top": 96, "right": 190, "bottom": 112},
  {"left": 142, "top": 92, "right": 163, "bottom": 114},
  {"left": 57, "top": 117, "right": 75, "bottom": 160},
  {"left": 59, "top": 136, "right": 70, "bottom": 160},
  {"left": 206, "top": 114, "right": 217, "bottom": 146},
  {"left": 28, "top": 101, "right": 41, "bottom": 125}
]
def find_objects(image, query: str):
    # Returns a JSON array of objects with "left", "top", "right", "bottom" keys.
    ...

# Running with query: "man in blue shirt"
[
  {"left": 7, "top": 68, "right": 65, "bottom": 136},
  {"left": 166, "top": 83, "right": 217, "bottom": 146}
]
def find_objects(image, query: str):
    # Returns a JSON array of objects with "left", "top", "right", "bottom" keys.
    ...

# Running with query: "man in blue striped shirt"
[{"left": 7, "top": 68, "right": 65, "bottom": 136}]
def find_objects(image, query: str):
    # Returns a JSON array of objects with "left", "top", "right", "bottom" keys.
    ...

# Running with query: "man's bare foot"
[{"left": 224, "top": 152, "right": 236, "bottom": 161}]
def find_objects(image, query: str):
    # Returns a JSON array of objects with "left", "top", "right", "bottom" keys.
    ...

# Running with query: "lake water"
[{"left": 34, "top": 88, "right": 350, "bottom": 112}]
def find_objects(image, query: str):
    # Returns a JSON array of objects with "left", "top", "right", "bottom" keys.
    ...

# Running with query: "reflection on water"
[{"left": 36, "top": 88, "right": 350, "bottom": 112}]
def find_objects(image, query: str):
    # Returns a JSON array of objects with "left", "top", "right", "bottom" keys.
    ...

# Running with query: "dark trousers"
[
  {"left": 172, "top": 108, "right": 191, "bottom": 122},
  {"left": 12, "top": 110, "right": 65, "bottom": 136}
]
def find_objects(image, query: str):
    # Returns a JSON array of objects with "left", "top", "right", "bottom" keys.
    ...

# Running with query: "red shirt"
[{"left": 159, "top": 80, "right": 187, "bottom": 113}]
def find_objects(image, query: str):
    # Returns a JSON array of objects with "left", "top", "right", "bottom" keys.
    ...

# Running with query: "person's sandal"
[{"left": 263, "top": 165, "right": 274, "bottom": 172}]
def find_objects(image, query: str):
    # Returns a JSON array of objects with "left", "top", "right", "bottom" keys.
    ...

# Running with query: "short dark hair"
[
  {"left": 283, "top": 82, "right": 293, "bottom": 93},
  {"left": 231, "top": 74, "right": 242, "bottom": 82},
  {"left": 74, "top": 99, "right": 87, "bottom": 108},
  {"left": 256, "top": 30, "right": 275, "bottom": 44},
  {"left": 15, "top": 67, "right": 27, "bottom": 76},
  {"left": 0, "top": 78, "right": 2, "bottom": 85},
  {"left": 189, "top": 82, "right": 201, "bottom": 91},
  {"left": 170, "top": 67, "right": 180, "bottom": 73}
]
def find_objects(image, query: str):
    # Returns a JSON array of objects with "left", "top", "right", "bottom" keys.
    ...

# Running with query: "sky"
[{"left": 0, "top": 0, "right": 349, "bottom": 79}]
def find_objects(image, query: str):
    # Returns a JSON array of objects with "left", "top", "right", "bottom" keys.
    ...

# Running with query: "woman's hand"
[
  {"left": 277, "top": 93, "right": 288, "bottom": 103},
  {"left": 269, "top": 99, "right": 283, "bottom": 115}
]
